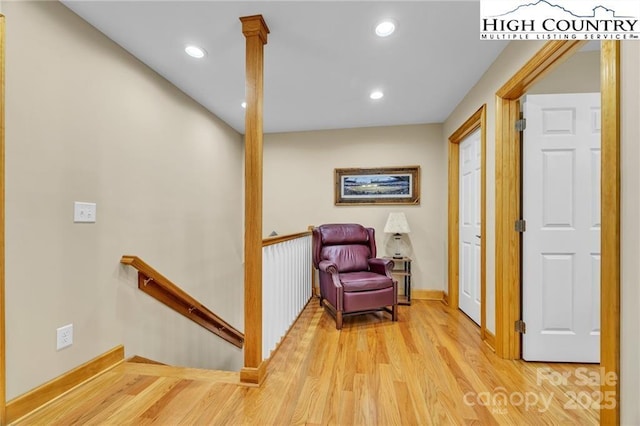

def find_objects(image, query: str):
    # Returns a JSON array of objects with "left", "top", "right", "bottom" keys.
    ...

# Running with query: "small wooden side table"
[{"left": 385, "top": 256, "right": 412, "bottom": 305}]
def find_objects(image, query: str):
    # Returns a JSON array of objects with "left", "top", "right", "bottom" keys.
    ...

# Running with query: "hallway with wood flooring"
[{"left": 14, "top": 299, "right": 599, "bottom": 425}]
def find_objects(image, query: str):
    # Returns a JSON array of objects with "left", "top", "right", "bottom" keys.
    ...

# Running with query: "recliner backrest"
[{"left": 313, "top": 224, "right": 377, "bottom": 273}]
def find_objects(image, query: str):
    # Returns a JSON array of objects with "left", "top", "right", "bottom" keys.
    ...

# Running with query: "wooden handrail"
[
  {"left": 262, "top": 230, "right": 312, "bottom": 247},
  {"left": 120, "top": 256, "right": 244, "bottom": 348}
]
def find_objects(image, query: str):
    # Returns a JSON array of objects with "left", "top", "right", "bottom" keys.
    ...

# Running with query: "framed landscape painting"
[{"left": 334, "top": 166, "right": 420, "bottom": 205}]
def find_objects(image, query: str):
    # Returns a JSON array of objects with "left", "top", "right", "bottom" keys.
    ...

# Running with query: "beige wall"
[
  {"left": 445, "top": 40, "right": 639, "bottom": 421},
  {"left": 4, "top": 3, "right": 639, "bottom": 420},
  {"left": 444, "top": 40, "right": 546, "bottom": 333},
  {"left": 528, "top": 50, "right": 600, "bottom": 94},
  {"left": 620, "top": 41, "right": 640, "bottom": 425},
  {"left": 4, "top": 2, "right": 244, "bottom": 399},
  {"left": 444, "top": 45, "right": 599, "bottom": 335},
  {"left": 264, "top": 124, "right": 447, "bottom": 293}
]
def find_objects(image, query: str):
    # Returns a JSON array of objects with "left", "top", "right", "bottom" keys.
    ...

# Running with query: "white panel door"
[
  {"left": 522, "top": 93, "right": 600, "bottom": 362},
  {"left": 459, "top": 129, "right": 481, "bottom": 325}
]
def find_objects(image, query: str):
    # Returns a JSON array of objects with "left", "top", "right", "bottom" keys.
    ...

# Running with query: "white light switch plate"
[{"left": 74, "top": 202, "right": 96, "bottom": 223}]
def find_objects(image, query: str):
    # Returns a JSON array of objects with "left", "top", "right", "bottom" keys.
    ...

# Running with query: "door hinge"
[
  {"left": 515, "top": 320, "right": 527, "bottom": 334},
  {"left": 515, "top": 118, "right": 527, "bottom": 132},
  {"left": 514, "top": 219, "right": 526, "bottom": 233}
]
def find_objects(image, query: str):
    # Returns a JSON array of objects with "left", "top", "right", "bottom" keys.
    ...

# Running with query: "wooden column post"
[
  {"left": 600, "top": 40, "right": 620, "bottom": 426},
  {"left": 240, "top": 14, "right": 269, "bottom": 385}
]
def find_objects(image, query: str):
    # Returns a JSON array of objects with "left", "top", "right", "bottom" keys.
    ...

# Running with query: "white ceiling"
[{"left": 61, "top": 1, "right": 508, "bottom": 134}]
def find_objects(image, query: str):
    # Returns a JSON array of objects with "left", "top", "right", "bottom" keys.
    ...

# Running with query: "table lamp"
[{"left": 384, "top": 212, "right": 411, "bottom": 259}]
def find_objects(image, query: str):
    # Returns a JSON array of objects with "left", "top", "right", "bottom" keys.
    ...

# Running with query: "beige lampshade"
[{"left": 384, "top": 212, "right": 411, "bottom": 234}]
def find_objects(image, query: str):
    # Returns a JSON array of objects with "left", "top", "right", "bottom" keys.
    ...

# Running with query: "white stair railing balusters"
[{"left": 262, "top": 232, "right": 312, "bottom": 360}]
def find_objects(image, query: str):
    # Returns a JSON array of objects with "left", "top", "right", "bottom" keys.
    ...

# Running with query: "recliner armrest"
[
  {"left": 318, "top": 260, "right": 338, "bottom": 274},
  {"left": 368, "top": 258, "right": 394, "bottom": 277}
]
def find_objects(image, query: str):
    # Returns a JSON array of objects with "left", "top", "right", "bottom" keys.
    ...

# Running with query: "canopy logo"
[{"left": 480, "top": 0, "right": 640, "bottom": 40}]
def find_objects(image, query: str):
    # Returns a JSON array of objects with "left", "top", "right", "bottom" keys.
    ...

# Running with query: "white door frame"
[
  {"left": 447, "top": 105, "right": 489, "bottom": 345},
  {"left": 494, "top": 40, "right": 620, "bottom": 424},
  {"left": 458, "top": 128, "right": 482, "bottom": 325}
]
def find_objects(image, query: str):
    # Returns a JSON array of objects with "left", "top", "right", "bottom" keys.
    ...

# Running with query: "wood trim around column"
[
  {"left": 240, "top": 14, "right": 269, "bottom": 386},
  {"left": 447, "top": 142, "right": 460, "bottom": 310},
  {"left": 494, "top": 96, "right": 522, "bottom": 359},
  {"left": 496, "top": 41, "right": 585, "bottom": 100},
  {"left": 447, "top": 105, "right": 487, "bottom": 340}
]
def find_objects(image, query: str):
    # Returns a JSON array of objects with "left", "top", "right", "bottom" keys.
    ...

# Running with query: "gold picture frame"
[{"left": 334, "top": 166, "right": 420, "bottom": 205}]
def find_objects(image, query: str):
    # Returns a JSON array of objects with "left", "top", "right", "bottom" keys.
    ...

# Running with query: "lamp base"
[{"left": 391, "top": 234, "right": 404, "bottom": 259}]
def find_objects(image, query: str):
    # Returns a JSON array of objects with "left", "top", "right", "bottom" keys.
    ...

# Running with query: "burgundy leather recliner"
[{"left": 312, "top": 223, "right": 398, "bottom": 329}]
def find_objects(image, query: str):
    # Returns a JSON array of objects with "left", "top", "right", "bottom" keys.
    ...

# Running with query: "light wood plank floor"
[{"left": 14, "top": 300, "right": 599, "bottom": 425}]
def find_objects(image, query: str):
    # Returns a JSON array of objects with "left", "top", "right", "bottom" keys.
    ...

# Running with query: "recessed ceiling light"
[
  {"left": 241, "top": 101, "right": 247, "bottom": 109},
  {"left": 370, "top": 90, "right": 384, "bottom": 100},
  {"left": 185, "top": 45, "right": 206, "bottom": 59},
  {"left": 375, "top": 20, "right": 396, "bottom": 37}
]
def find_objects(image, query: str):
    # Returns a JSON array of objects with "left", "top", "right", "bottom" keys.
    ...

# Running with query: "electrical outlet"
[
  {"left": 74, "top": 202, "right": 96, "bottom": 223},
  {"left": 56, "top": 324, "right": 73, "bottom": 350}
]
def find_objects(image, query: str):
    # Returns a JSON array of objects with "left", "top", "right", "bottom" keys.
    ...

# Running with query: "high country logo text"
[
  {"left": 480, "top": 0, "right": 640, "bottom": 39},
  {"left": 482, "top": 18, "right": 637, "bottom": 32}
]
